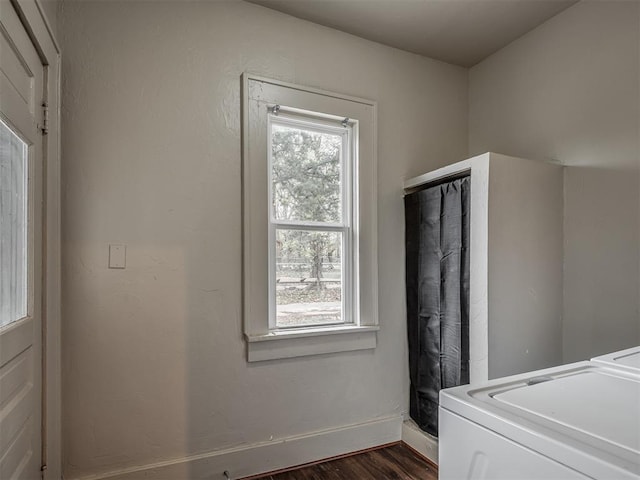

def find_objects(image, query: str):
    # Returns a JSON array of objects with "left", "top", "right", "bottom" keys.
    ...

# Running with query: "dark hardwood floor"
[{"left": 248, "top": 443, "right": 437, "bottom": 480}]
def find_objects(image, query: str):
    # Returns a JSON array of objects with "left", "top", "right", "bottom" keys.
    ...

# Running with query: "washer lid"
[
  {"left": 494, "top": 370, "right": 639, "bottom": 454},
  {"left": 592, "top": 346, "right": 640, "bottom": 373},
  {"left": 440, "top": 362, "right": 640, "bottom": 478}
]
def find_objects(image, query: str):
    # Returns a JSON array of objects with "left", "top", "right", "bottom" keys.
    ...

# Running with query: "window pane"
[
  {"left": 275, "top": 229, "right": 343, "bottom": 327},
  {"left": 271, "top": 123, "right": 342, "bottom": 223},
  {"left": 0, "top": 119, "right": 28, "bottom": 327}
]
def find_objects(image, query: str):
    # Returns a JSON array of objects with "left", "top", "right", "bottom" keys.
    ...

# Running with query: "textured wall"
[
  {"left": 59, "top": 1, "right": 468, "bottom": 477},
  {"left": 469, "top": 0, "right": 640, "bottom": 363}
]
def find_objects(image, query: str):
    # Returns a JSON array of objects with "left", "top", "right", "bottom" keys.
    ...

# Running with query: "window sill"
[{"left": 245, "top": 325, "right": 379, "bottom": 362}]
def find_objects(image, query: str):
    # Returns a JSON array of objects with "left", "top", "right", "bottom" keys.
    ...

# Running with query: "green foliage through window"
[{"left": 271, "top": 125, "right": 342, "bottom": 223}]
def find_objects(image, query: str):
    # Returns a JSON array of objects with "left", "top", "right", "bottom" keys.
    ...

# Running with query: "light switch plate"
[{"left": 109, "top": 244, "right": 126, "bottom": 269}]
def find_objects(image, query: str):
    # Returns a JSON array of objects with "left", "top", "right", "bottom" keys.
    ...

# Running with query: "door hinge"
[
  {"left": 39, "top": 102, "right": 49, "bottom": 135},
  {"left": 40, "top": 464, "right": 48, "bottom": 480}
]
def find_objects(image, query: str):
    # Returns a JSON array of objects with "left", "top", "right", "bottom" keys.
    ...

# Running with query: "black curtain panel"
[{"left": 405, "top": 175, "right": 470, "bottom": 436}]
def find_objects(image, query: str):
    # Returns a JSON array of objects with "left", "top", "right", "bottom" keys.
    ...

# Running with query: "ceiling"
[{"left": 246, "top": 0, "right": 578, "bottom": 67}]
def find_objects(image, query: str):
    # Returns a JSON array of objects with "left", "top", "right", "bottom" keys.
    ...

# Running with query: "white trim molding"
[
  {"left": 70, "top": 415, "right": 403, "bottom": 480},
  {"left": 402, "top": 419, "right": 439, "bottom": 465},
  {"left": 242, "top": 73, "right": 379, "bottom": 362},
  {"left": 246, "top": 325, "right": 379, "bottom": 362}
]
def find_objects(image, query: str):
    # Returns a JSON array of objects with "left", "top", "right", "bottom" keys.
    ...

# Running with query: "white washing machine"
[
  {"left": 592, "top": 346, "right": 640, "bottom": 374},
  {"left": 439, "top": 356, "right": 640, "bottom": 479}
]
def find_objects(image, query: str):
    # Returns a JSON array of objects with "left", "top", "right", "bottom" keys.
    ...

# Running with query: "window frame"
[
  {"left": 242, "top": 74, "right": 378, "bottom": 362},
  {"left": 267, "top": 111, "right": 355, "bottom": 330}
]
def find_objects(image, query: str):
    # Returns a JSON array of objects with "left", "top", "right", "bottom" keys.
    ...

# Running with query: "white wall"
[
  {"left": 487, "top": 155, "right": 564, "bottom": 378},
  {"left": 469, "top": 0, "right": 640, "bottom": 363},
  {"left": 59, "top": 1, "right": 467, "bottom": 478}
]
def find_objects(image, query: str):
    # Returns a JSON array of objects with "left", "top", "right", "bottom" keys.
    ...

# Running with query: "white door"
[{"left": 0, "top": 1, "right": 45, "bottom": 478}]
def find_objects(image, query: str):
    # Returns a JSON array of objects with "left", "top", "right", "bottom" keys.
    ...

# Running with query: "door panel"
[
  {"left": 0, "top": 0, "right": 40, "bottom": 135},
  {"left": 0, "top": 349, "right": 30, "bottom": 406},
  {"left": 0, "top": 30, "right": 35, "bottom": 107},
  {"left": 0, "top": 1, "right": 44, "bottom": 478}
]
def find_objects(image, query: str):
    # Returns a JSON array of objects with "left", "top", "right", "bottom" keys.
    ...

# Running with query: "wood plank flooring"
[{"left": 249, "top": 443, "right": 437, "bottom": 480}]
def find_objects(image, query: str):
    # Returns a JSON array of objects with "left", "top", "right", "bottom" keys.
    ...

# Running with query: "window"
[
  {"left": 269, "top": 113, "right": 353, "bottom": 329},
  {"left": 243, "top": 75, "right": 378, "bottom": 361},
  {"left": 0, "top": 118, "right": 28, "bottom": 327}
]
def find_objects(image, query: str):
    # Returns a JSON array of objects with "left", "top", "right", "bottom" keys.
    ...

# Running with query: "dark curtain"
[{"left": 405, "top": 176, "right": 470, "bottom": 436}]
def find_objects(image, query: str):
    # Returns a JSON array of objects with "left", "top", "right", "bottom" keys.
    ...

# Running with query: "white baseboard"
[
  {"left": 401, "top": 419, "right": 439, "bottom": 465},
  {"left": 76, "top": 415, "right": 403, "bottom": 480}
]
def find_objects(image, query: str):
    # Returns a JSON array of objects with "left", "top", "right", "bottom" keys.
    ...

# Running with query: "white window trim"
[{"left": 242, "top": 74, "right": 378, "bottom": 362}]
